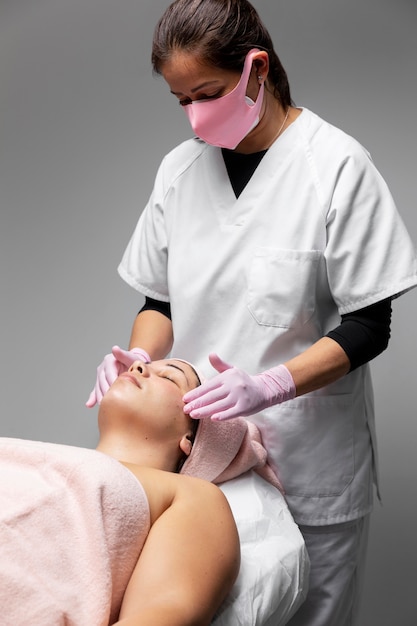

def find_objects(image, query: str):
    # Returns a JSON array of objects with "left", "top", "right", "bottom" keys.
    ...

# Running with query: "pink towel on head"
[
  {"left": 180, "top": 416, "right": 283, "bottom": 492},
  {"left": 0, "top": 438, "right": 150, "bottom": 626}
]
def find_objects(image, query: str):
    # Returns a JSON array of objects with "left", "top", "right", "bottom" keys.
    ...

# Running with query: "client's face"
[{"left": 98, "top": 359, "right": 199, "bottom": 446}]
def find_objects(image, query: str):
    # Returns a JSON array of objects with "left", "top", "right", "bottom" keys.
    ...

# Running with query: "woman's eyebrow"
[{"left": 166, "top": 362, "right": 190, "bottom": 386}]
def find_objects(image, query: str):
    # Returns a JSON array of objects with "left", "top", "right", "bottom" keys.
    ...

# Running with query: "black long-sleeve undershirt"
[{"left": 327, "top": 299, "right": 391, "bottom": 371}]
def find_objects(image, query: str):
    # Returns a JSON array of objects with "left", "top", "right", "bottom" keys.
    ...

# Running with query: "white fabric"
[
  {"left": 118, "top": 107, "right": 417, "bottom": 524},
  {"left": 214, "top": 471, "right": 309, "bottom": 626},
  {"left": 287, "top": 516, "right": 370, "bottom": 626}
]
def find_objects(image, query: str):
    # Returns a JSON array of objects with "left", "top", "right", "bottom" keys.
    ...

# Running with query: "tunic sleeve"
[
  {"left": 323, "top": 143, "right": 417, "bottom": 314},
  {"left": 118, "top": 157, "right": 170, "bottom": 302}
]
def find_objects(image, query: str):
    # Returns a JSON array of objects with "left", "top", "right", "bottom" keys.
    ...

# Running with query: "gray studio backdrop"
[{"left": 1, "top": 1, "right": 416, "bottom": 624}]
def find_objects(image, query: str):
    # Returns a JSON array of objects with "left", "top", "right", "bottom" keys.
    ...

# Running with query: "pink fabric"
[
  {"left": 182, "top": 49, "right": 264, "bottom": 149},
  {"left": 0, "top": 438, "right": 150, "bottom": 625},
  {"left": 181, "top": 416, "right": 283, "bottom": 492},
  {"left": 177, "top": 358, "right": 283, "bottom": 491}
]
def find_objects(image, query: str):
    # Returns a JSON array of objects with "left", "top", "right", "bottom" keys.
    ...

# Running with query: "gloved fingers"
[
  {"left": 210, "top": 406, "right": 243, "bottom": 421},
  {"left": 208, "top": 352, "right": 234, "bottom": 373},
  {"left": 131, "top": 347, "right": 151, "bottom": 363},
  {"left": 85, "top": 353, "right": 119, "bottom": 407},
  {"left": 102, "top": 352, "right": 121, "bottom": 385},
  {"left": 95, "top": 367, "right": 110, "bottom": 404},
  {"left": 184, "top": 387, "right": 233, "bottom": 418},
  {"left": 112, "top": 345, "right": 151, "bottom": 369},
  {"left": 85, "top": 389, "right": 97, "bottom": 408},
  {"left": 85, "top": 347, "right": 152, "bottom": 409},
  {"left": 182, "top": 375, "right": 225, "bottom": 405},
  {"left": 85, "top": 368, "right": 108, "bottom": 408},
  {"left": 111, "top": 345, "right": 136, "bottom": 369}
]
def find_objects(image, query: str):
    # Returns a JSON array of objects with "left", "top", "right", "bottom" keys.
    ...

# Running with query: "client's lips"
[{"left": 119, "top": 372, "right": 142, "bottom": 388}]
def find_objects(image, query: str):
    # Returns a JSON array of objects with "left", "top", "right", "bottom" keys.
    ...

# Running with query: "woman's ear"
[
  {"left": 179, "top": 434, "right": 193, "bottom": 457},
  {"left": 253, "top": 50, "right": 269, "bottom": 79}
]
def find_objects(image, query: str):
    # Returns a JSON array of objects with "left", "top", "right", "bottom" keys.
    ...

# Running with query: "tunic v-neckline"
[
  {"left": 205, "top": 123, "right": 299, "bottom": 228},
  {"left": 221, "top": 148, "right": 268, "bottom": 198}
]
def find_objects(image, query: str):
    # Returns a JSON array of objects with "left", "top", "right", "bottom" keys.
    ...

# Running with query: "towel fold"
[{"left": 180, "top": 417, "right": 283, "bottom": 492}]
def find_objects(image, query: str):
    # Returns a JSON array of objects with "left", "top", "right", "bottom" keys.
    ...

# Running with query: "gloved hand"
[
  {"left": 183, "top": 353, "right": 296, "bottom": 421},
  {"left": 86, "top": 345, "right": 151, "bottom": 407}
]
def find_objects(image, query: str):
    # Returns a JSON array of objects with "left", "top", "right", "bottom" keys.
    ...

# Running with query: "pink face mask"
[{"left": 182, "top": 49, "right": 264, "bottom": 150}]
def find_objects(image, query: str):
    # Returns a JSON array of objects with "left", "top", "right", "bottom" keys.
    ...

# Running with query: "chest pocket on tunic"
[{"left": 247, "top": 247, "right": 322, "bottom": 328}]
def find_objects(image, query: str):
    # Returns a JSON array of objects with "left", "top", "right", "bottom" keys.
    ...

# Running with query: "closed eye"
[
  {"left": 161, "top": 374, "right": 177, "bottom": 384},
  {"left": 179, "top": 91, "right": 223, "bottom": 106},
  {"left": 156, "top": 362, "right": 192, "bottom": 390},
  {"left": 159, "top": 364, "right": 184, "bottom": 387}
]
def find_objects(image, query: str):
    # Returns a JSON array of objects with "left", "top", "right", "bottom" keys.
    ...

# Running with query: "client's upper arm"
[{"left": 117, "top": 474, "right": 240, "bottom": 626}]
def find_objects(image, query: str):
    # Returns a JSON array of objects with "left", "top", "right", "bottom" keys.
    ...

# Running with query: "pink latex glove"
[
  {"left": 86, "top": 345, "right": 151, "bottom": 407},
  {"left": 183, "top": 353, "right": 296, "bottom": 421}
]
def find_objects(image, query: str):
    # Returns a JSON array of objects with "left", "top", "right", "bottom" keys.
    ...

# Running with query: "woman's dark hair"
[{"left": 152, "top": 0, "right": 293, "bottom": 107}]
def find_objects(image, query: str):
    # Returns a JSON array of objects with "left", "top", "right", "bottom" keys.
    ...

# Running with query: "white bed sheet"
[{"left": 213, "top": 471, "right": 309, "bottom": 626}]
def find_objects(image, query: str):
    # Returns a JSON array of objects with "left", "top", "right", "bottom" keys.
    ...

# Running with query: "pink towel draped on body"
[
  {"left": 0, "top": 418, "right": 280, "bottom": 625},
  {"left": 0, "top": 438, "right": 150, "bottom": 626}
]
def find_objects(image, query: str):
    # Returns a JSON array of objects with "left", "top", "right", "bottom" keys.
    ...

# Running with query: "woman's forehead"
[
  {"left": 162, "top": 51, "right": 235, "bottom": 90},
  {"left": 162, "top": 50, "right": 208, "bottom": 74}
]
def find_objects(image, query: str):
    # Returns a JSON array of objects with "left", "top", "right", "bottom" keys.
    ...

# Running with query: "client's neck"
[{"left": 96, "top": 433, "right": 178, "bottom": 472}]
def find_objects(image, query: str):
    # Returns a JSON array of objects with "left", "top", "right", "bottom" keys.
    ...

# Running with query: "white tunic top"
[{"left": 119, "top": 108, "right": 417, "bottom": 524}]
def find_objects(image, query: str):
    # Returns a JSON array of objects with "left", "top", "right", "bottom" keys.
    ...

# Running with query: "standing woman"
[{"left": 87, "top": 1, "right": 417, "bottom": 624}]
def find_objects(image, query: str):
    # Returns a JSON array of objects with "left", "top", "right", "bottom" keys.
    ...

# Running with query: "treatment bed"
[{"left": 215, "top": 471, "right": 309, "bottom": 625}]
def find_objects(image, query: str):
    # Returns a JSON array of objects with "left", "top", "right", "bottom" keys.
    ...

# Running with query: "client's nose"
[{"left": 129, "top": 360, "right": 150, "bottom": 376}]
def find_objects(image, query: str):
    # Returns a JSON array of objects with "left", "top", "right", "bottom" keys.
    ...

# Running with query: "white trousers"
[{"left": 286, "top": 515, "right": 370, "bottom": 626}]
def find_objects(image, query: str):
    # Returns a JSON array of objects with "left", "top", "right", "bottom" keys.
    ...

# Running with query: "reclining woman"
[{"left": 0, "top": 356, "right": 277, "bottom": 626}]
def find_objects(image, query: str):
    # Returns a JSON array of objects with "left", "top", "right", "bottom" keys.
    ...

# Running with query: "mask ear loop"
[
  {"left": 240, "top": 48, "right": 262, "bottom": 92},
  {"left": 243, "top": 49, "right": 265, "bottom": 110}
]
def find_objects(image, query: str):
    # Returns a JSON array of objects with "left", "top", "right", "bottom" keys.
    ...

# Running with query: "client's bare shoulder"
[
  {"left": 121, "top": 462, "right": 233, "bottom": 525},
  {"left": 117, "top": 464, "right": 240, "bottom": 625}
]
